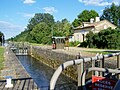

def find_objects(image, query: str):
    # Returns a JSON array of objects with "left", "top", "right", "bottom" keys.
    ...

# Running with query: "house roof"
[
  {"left": 74, "top": 20, "right": 116, "bottom": 30},
  {"left": 74, "top": 25, "right": 94, "bottom": 30}
]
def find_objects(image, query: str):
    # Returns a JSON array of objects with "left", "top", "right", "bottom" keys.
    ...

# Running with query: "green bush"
[
  {"left": 79, "top": 41, "right": 88, "bottom": 47},
  {"left": 85, "top": 28, "right": 120, "bottom": 49},
  {"left": 69, "top": 41, "right": 80, "bottom": 47},
  {"left": 0, "top": 47, "right": 4, "bottom": 70}
]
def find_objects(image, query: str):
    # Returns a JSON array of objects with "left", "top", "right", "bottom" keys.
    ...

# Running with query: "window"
[{"left": 104, "top": 25, "right": 107, "bottom": 29}]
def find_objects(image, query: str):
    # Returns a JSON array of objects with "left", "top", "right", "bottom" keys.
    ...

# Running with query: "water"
[{"left": 17, "top": 55, "right": 77, "bottom": 90}]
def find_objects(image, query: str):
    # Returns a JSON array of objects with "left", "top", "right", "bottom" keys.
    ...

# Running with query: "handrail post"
[
  {"left": 92, "top": 58, "right": 95, "bottom": 75},
  {"left": 94, "top": 53, "right": 99, "bottom": 76},
  {"left": 100, "top": 55, "right": 104, "bottom": 76},
  {"left": 76, "top": 53, "right": 84, "bottom": 90},
  {"left": 77, "top": 62, "right": 84, "bottom": 90},
  {"left": 117, "top": 55, "right": 120, "bottom": 79}
]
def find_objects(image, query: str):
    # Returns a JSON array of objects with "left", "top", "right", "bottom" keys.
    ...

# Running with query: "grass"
[
  {"left": 30, "top": 43, "right": 44, "bottom": 46},
  {"left": 0, "top": 46, "right": 4, "bottom": 70},
  {"left": 85, "top": 51, "right": 110, "bottom": 55}
]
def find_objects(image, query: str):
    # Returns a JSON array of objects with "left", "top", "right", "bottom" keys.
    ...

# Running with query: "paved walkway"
[{"left": 0, "top": 46, "right": 30, "bottom": 79}]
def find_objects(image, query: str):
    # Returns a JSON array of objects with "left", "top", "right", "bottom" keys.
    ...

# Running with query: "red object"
[
  {"left": 92, "top": 76, "right": 116, "bottom": 90},
  {"left": 52, "top": 41, "right": 56, "bottom": 49}
]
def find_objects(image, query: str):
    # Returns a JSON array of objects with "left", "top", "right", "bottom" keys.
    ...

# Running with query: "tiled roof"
[
  {"left": 74, "top": 25, "right": 94, "bottom": 30},
  {"left": 74, "top": 20, "right": 116, "bottom": 30}
]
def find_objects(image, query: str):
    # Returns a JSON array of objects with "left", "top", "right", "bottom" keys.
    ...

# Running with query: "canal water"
[{"left": 17, "top": 55, "right": 77, "bottom": 90}]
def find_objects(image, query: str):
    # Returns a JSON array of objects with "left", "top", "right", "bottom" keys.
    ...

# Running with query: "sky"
[{"left": 0, "top": 0, "right": 120, "bottom": 39}]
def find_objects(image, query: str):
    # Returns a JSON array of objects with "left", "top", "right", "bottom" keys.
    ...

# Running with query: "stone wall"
[{"left": 29, "top": 46, "right": 78, "bottom": 81}]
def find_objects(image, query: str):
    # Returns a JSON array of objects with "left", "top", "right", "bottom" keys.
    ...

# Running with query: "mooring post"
[
  {"left": 77, "top": 53, "right": 84, "bottom": 90},
  {"left": 117, "top": 55, "right": 120, "bottom": 79}
]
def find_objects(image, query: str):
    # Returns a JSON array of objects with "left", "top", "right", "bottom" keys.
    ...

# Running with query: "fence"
[{"left": 50, "top": 52, "right": 120, "bottom": 90}]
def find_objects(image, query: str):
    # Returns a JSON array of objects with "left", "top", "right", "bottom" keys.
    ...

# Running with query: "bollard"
[{"left": 5, "top": 76, "right": 13, "bottom": 88}]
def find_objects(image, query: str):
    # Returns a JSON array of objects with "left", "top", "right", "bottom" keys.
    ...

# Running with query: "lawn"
[
  {"left": 30, "top": 43, "right": 43, "bottom": 46},
  {"left": 85, "top": 51, "right": 110, "bottom": 55},
  {"left": 0, "top": 46, "right": 4, "bottom": 70}
]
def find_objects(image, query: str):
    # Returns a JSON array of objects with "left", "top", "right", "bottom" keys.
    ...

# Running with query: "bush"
[
  {"left": 85, "top": 28, "right": 120, "bottom": 49},
  {"left": 69, "top": 41, "right": 80, "bottom": 47},
  {"left": 79, "top": 41, "right": 88, "bottom": 47}
]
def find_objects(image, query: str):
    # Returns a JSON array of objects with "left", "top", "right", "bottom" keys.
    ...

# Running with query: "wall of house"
[
  {"left": 72, "top": 20, "right": 116, "bottom": 42},
  {"left": 73, "top": 28, "right": 92, "bottom": 42},
  {"left": 95, "top": 20, "right": 116, "bottom": 32}
]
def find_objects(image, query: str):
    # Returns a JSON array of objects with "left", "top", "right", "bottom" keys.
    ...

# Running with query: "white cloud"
[
  {"left": 78, "top": 0, "right": 119, "bottom": 6},
  {"left": 0, "top": 21, "right": 24, "bottom": 39},
  {"left": 17, "top": 12, "right": 34, "bottom": 18},
  {"left": 43, "top": 7, "right": 57, "bottom": 14},
  {"left": 23, "top": 0, "right": 36, "bottom": 4},
  {"left": 23, "top": 13, "right": 34, "bottom": 18}
]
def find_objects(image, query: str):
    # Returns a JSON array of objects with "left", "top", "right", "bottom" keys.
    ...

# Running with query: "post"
[
  {"left": 77, "top": 53, "right": 84, "bottom": 90},
  {"left": 117, "top": 55, "right": 120, "bottom": 79},
  {"left": 94, "top": 53, "right": 99, "bottom": 76},
  {"left": 92, "top": 59, "right": 95, "bottom": 75},
  {"left": 100, "top": 54, "right": 104, "bottom": 76},
  {"left": 5, "top": 76, "right": 13, "bottom": 88}
]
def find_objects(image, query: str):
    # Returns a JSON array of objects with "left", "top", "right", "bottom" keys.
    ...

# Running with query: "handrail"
[
  {"left": 50, "top": 52, "right": 120, "bottom": 90},
  {"left": 81, "top": 67, "right": 120, "bottom": 90}
]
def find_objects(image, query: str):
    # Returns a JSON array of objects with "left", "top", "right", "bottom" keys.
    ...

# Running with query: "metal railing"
[
  {"left": 50, "top": 52, "right": 120, "bottom": 90},
  {"left": 81, "top": 67, "right": 120, "bottom": 90}
]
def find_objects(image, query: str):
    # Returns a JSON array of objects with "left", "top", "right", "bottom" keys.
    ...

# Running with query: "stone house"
[{"left": 69, "top": 17, "right": 117, "bottom": 42}]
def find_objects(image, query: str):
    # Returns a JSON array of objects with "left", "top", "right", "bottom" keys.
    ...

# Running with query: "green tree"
[
  {"left": 30, "top": 22, "right": 51, "bottom": 44},
  {"left": 61, "top": 19, "right": 72, "bottom": 37},
  {"left": 12, "top": 13, "right": 55, "bottom": 43},
  {"left": 82, "top": 28, "right": 120, "bottom": 49},
  {"left": 72, "top": 19, "right": 80, "bottom": 27},
  {"left": 27, "top": 13, "right": 54, "bottom": 31},
  {"left": 101, "top": 3, "right": 120, "bottom": 26},
  {"left": 86, "top": 31, "right": 94, "bottom": 48},
  {"left": 72, "top": 10, "right": 99, "bottom": 27},
  {"left": 0, "top": 31, "right": 4, "bottom": 44},
  {"left": 52, "top": 19, "right": 72, "bottom": 37},
  {"left": 9, "top": 14, "right": 73, "bottom": 45}
]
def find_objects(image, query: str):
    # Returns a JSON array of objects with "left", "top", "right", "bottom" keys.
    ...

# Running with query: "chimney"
[
  {"left": 90, "top": 18, "right": 94, "bottom": 23},
  {"left": 95, "top": 17, "right": 100, "bottom": 22}
]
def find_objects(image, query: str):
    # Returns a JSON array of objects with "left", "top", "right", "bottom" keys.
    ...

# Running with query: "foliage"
[
  {"left": 27, "top": 13, "right": 54, "bottom": 31},
  {"left": 0, "top": 31, "right": 4, "bottom": 45},
  {"left": 81, "top": 28, "right": 120, "bottom": 49},
  {"left": 30, "top": 22, "right": 51, "bottom": 44},
  {"left": 0, "top": 47, "right": 4, "bottom": 70},
  {"left": 10, "top": 13, "right": 73, "bottom": 45},
  {"left": 69, "top": 41, "right": 80, "bottom": 47},
  {"left": 100, "top": 3, "right": 120, "bottom": 27},
  {"left": 85, "top": 51, "right": 110, "bottom": 55},
  {"left": 72, "top": 10, "right": 99, "bottom": 27},
  {"left": 53, "top": 19, "right": 73, "bottom": 37}
]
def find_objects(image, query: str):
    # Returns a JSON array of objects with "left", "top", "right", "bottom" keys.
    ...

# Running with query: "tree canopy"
[
  {"left": 72, "top": 10, "right": 99, "bottom": 27},
  {"left": 100, "top": 3, "right": 120, "bottom": 27},
  {"left": 26, "top": 13, "right": 55, "bottom": 31},
  {"left": 0, "top": 31, "right": 4, "bottom": 45},
  {"left": 11, "top": 13, "right": 72, "bottom": 44},
  {"left": 80, "top": 28, "right": 120, "bottom": 49}
]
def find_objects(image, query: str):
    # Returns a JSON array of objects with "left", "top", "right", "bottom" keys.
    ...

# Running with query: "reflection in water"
[{"left": 17, "top": 55, "right": 77, "bottom": 90}]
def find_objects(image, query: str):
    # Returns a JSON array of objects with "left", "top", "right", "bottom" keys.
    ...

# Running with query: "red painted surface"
[{"left": 92, "top": 76, "right": 116, "bottom": 90}]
